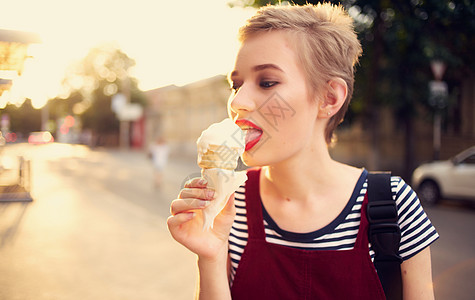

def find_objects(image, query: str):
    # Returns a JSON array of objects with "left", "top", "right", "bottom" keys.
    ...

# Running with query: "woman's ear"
[{"left": 318, "top": 78, "right": 348, "bottom": 118}]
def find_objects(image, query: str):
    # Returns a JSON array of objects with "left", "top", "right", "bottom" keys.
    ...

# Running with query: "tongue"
[{"left": 245, "top": 129, "right": 262, "bottom": 144}]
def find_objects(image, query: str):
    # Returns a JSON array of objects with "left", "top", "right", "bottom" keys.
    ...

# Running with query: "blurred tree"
[
  {"left": 1, "top": 99, "right": 41, "bottom": 136},
  {"left": 59, "top": 43, "right": 146, "bottom": 146},
  {"left": 48, "top": 91, "right": 82, "bottom": 121},
  {"left": 229, "top": 0, "right": 475, "bottom": 177}
]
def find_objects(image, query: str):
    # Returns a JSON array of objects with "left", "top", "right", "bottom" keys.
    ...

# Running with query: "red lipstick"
[{"left": 235, "top": 119, "right": 263, "bottom": 151}]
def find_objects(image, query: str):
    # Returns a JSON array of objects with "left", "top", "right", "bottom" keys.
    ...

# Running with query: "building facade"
[{"left": 144, "top": 75, "right": 230, "bottom": 158}]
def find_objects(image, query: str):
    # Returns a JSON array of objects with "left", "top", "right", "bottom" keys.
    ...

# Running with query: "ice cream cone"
[
  {"left": 198, "top": 144, "right": 241, "bottom": 170},
  {"left": 196, "top": 119, "right": 247, "bottom": 231},
  {"left": 201, "top": 168, "right": 247, "bottom": 231}
]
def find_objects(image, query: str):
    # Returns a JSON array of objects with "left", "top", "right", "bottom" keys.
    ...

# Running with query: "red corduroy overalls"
[{"left": 230, "top": 168, "right": 386, "bottom": 300}]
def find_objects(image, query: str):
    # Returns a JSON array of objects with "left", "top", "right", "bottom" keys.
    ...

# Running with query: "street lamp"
[{"left": 429, "top": 60, "right": 448, "bottom": 160}]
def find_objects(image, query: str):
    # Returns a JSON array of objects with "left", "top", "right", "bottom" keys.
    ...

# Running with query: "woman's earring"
[{"left": 327, "top": 111, "right": 331, "bottom": 116}]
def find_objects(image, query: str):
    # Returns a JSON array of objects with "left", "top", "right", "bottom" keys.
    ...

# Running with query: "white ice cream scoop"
[{"left": 196, "top": 118, "right": 247, "bottom": 230}]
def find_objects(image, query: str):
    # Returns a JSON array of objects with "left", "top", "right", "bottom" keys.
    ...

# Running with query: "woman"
[
  {"left": 168, "top": 3, "right": 438, "bottom": 299},
  {"left": 150, "top": 136, "right": 169, "bottom": 188}
]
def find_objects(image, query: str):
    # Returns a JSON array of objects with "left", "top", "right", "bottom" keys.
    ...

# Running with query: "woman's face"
[{"left": 228, "top": 31, "right": 322, "bottom": 167}]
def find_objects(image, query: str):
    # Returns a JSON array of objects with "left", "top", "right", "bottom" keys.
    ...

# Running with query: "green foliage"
[
  {"left": 59, "top": 43, "right": 146, "bottom": 135},
  {"left": 80, "top": 88, "right": 119, "bottom": 134},
  {"left": 1, "top": 99, "right": 41, "bottom": 136},
  {"left": 47, "top": 91, "right": 82, "bottom": 121},
  {"left": 354, "top": 0, "right": 473, "bottom": 125}
]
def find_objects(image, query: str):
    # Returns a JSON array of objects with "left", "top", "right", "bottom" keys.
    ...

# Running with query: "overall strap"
[
  {"left": 367, "top": 172, "right": 403, "bottom": 300},
  {"left": 244, "top": 168, "right": 266, "bottom": 240}
]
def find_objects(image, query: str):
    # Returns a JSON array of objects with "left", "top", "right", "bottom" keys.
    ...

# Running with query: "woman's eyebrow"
[
  {"left": 229, "top": 63, "right": 284, "bottom": 80},
  {"left": 252, "top": 64, "right": 284, "bottom": 73}
]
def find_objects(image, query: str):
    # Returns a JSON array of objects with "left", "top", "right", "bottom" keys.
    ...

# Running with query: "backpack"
[{"left": 367, "top": 172, "right": 403, "bottom": 300}]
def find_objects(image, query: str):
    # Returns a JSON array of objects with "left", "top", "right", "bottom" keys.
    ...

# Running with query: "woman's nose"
[{"left": 228, "top": 85, "right": 257, "bottom": 117}]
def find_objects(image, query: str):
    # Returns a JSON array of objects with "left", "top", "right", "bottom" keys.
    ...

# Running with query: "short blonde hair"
[{"left": 238, "top": 3, "right": 362, "bottom": 144}]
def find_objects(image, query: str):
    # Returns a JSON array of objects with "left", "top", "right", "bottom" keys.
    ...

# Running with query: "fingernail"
[
  {"left": 199, "top": 178, "right": 207, "bottom": 185},
  {"left": 199, "top": 200, "right": 210, "bottom": 207},
  {"left": 206, "top": 190, "right": 215, "bottom": 199}
]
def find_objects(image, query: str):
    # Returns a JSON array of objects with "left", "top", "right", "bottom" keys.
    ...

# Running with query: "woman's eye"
[{"left": 260, "top": 81, "right": 278, "bottom": 88}]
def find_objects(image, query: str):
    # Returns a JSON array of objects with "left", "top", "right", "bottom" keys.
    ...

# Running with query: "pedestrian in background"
[
  {"left": 150, "top": 136, "right": 169, "bottom": 189},
  {"left": 168, "top": 3, "right": 438, "bottom": 299}
]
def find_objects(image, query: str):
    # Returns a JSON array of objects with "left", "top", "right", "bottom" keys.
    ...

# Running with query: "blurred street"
[
  {"left": 0, "top": 143, "right": 474, "bottom": 299},
  {"left": 424, "top": 202, "right": 475, "bottom": 300},
  {"left": 0, "top": 143, "right": 200, "bottom": 300}
]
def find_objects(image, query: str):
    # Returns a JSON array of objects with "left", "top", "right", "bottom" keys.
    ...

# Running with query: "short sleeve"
[{"left": 391, "top": 177, "right": 439, "bottom": 260}]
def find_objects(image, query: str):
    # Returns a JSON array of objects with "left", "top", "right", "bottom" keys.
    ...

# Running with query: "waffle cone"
[
  {"left": 198, "top": 159, "right": 236, "bottom": 170},
  {"left": 198, "top": 144, "right": 241, "bottom": 170}
]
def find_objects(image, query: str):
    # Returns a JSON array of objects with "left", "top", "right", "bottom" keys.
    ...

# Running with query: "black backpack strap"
[{"left": 367, "top": 172, "right": 403, "bottom": 300}]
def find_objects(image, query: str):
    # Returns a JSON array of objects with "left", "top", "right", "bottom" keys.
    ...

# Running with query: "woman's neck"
[{"left": 262, "top": 141, "right": 342, "bottom": 204}]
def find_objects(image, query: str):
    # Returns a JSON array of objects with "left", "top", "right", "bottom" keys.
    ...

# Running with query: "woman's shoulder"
[
  {"left": 388, "top": 175, "right": 416, "bottom": 204},
  {"left": 364, "top": 172, "right": 410, "bottom": 195}
]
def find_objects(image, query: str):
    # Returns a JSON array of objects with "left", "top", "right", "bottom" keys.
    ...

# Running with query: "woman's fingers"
[
  {"left": 167, "top": 212, "right": 195, "bottom": 229},
  {"left": 184, "top": 177, "right": 208, "bottom": 188},
  {"left": 171, "top": 176, "right": 214, "bottom": 217},
  {"left": 170, "top": 198, "right": 210, "bottom": 216},
  {"left": 178, "top": 187, "right": 214, "bottom": 200},
  {"left": 180, "top": 177, "right": 215, "bottom": 201}
]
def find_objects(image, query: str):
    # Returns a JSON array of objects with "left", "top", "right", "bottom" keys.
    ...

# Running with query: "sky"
[{"left": 0, "top": 0, "right": 256, "bottom": 108}]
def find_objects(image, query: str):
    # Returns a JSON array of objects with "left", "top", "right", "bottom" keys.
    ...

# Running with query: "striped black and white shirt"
[{"left": 229, "top": 169, "right": 439, "bottom": 282}]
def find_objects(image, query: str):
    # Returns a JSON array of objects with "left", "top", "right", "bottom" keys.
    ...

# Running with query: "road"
[
  {"left": 424, "top": 201, "right": 475, "bottom": 300},
  {"left": 0, "top": 143, "right": 200, "bottom": 300},
  {"left": 0, "top": 143, "right": 474, "bottom": 299}
]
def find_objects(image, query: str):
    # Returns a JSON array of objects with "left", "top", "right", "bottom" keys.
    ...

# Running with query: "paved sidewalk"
[{"left": 0, "top": 144, "right": 200, "bottom": 300}]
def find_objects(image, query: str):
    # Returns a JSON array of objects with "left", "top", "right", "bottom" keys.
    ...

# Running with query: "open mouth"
[{"left": 236, "top": 119, "right": 263, "bottom": 151}]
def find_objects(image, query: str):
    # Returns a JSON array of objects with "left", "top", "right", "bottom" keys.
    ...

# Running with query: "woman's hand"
[{"left": 167, "top": 177, "right": 236, "bottom": 261}]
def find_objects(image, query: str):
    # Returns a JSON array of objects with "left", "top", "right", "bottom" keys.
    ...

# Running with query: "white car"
[{"left": 412, "top": 146, "right": 475, "bottom": 205}]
